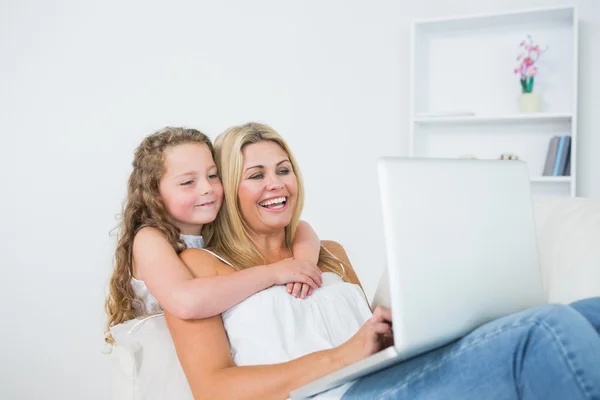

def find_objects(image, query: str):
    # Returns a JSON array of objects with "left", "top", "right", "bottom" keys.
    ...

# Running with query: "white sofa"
[
  {"left": 108, "top": 196, "right": 600, "bottom": 399},
  {"left": 110, "top": 315, "right": 193, "bottom": 399},
  {"left": 531, "top": 196, "right": 600, "bottom": 304}
]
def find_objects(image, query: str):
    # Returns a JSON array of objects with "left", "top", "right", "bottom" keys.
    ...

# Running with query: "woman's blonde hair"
[
  {"left": 208, "top": 122, "right": 347, "bottom": 279},
  {"left": 104, "top": 127, "right": 214, "bottom": 344}
]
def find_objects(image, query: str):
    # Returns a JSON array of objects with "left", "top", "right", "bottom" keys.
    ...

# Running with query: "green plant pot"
[{"left": 518, "top": 93, "right": 541, "bottom": 113}]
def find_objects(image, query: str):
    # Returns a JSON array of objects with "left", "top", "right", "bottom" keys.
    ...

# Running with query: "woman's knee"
[
  {"left": 570, "top": 296, "right": 600, "bottom": 311},
  {"left": 570, "top": 297, "right": 600, "bottom": 335},
  {"left": 522, "top": 303, "right": 600, "bottom": 345},
  {"left": 530, "top": 303, "right": 581, "bottom": 325},
  {"left": 520, "top": 302, "right": 600, "bottom": 398}
]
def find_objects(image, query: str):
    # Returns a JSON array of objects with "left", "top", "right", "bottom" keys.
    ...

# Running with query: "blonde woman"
[{"left": 165, "top": 122, "right": 600, "bottom": 400}]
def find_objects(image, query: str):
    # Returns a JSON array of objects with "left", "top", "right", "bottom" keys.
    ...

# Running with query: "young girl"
[{"left": 104, "top": 127, "right": 323, "bottom": 344}]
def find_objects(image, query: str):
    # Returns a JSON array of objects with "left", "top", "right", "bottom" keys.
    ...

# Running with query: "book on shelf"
[
  {"left": 542, "top": 137, "right": 559, "bottom": 176},
  {"left": 542, "top": 136, "right": 571, "bottom": 176},
  {"left": 554, "top": 136, "right": 571, "bottom": 176}
]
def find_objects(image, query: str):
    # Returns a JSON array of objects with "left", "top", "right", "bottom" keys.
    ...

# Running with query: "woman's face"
[{"left": 238, "top": 141, "right": 298, "bottom": 235}]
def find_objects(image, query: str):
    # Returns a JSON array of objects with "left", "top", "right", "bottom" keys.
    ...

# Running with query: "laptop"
[{"left": 290, "top": 158, "right": 546, "bottom": 399}]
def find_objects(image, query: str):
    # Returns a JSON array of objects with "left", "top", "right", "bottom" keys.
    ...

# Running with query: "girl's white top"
[
  {"left": 130, "top": 234, "right": 205, "bottom": 316},
  {"left": 204, "top": 248, "right": 373, "bottom": 399}
]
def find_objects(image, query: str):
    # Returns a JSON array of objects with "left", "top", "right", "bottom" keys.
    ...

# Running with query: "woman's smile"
[{"left": 258, "top": 196, "right": 288, "bottom": 211}]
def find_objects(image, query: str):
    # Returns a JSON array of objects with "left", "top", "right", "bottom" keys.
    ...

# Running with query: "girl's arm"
[
  {"left": 132, "top": 227, "right": 321, "bottom": 320},
  {"left": 288, "top": 220, "right": 321, "bottom": 298},
  {"left": 292, "top": 220, "right": 320, "bottom": 264}
]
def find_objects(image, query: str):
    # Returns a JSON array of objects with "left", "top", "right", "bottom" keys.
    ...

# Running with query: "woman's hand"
[
  {"left": 268, "top": 258, "right": 323, "bottom": 298},
  {"left": 335, "top": 306, "right": 394, "bottom": 366}
]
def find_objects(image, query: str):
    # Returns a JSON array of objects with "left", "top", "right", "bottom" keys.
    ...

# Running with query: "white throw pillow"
[
  {"left": 533, "top": 197, "right": 600, "bottom": 304},
  {"left": 109, "top": 314, "right": 193, "bottom": 400}
]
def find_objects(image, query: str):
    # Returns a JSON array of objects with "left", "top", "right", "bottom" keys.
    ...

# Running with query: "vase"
[{"left": 518, "top": 93, "right": 541, "bottom": 113}]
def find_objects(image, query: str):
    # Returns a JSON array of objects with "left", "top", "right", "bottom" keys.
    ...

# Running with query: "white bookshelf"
[
  {"left": 530, "top": 176, "right": 571, "bottom": 183},
  {"left": 409, "top": 5, "right": 578, "bottom": 197},
  {"left": 414, "top": 113, "right": 572, "bottom": 125}
]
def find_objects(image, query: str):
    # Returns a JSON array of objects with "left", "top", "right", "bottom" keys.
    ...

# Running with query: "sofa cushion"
[{"left": 533, "top": 197, "right": 600, "bottom": 304}]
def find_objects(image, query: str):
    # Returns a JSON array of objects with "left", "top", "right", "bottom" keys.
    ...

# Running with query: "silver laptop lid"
[{"left": 375, "top": 158, "right": 545, "bottom": 359}]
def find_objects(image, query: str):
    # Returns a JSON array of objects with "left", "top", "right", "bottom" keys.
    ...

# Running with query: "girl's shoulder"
[
  {"left": 132, "top": 226, "right": 172, "bottom": 256},
  {"left": 131, "top": 226, "right": 177, "bottom": 279},
  {"left": 133, "top": 226, "right": 167, "bottom": 244}
]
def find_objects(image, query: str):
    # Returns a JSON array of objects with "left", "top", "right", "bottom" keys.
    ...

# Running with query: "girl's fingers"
[
  {"left": 291, "top": 282, "right": 302, "bottom": 298},
  {"left": 315, "top": 267, "right": 323, "bottom": 286},
  {"left": 300, "top": 283, "right": 310, "bottom": 299},
  {"left": 297, "top": 273, "right": 319, "bottom": 289},
  {"left": 303, "top": 266, "right": 323, "bottom": 287},
  {"left": 300, "top": 263, "right": 322, "bottom": 283}
]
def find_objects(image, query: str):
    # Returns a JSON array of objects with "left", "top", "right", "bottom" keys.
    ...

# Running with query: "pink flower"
[{"left": 514, "top": 36, "right": 546, "bottom": 79}]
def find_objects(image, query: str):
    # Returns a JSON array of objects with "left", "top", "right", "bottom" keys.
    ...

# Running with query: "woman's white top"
[
  {"left": 130, "top": 234, "right": 205, "bottom": 316},
  {"left": 204, "top": 248, "right": 373, "bottom": 399}
]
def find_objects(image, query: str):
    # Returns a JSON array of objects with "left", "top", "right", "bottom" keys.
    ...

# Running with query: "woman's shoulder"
[
  {"left": 320, "top": 240, "right": 349, "bottom": 262},
  {"left": 320, "top": 240, "right": 364, "bottom": 289}
]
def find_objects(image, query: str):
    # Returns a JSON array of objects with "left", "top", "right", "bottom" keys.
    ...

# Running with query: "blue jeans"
[{"left": 342, "top": 297, "right": 600, "bottom": 400}]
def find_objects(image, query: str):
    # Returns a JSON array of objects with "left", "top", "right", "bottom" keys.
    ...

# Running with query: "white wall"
[{"left": 1, "top": 0, "right": 598, "bottom": 398}]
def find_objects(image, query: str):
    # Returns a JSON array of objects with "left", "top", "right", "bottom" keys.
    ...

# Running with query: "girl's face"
[
  {"left": 238, "top": 141, "right": 298, "bottom": 235},
  {"left": 159, "top": 143, "right": 223, "bottom": 235}
]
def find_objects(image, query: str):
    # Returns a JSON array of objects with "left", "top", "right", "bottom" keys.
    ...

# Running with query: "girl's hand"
[
  {"left": 335, "top": 307, "right": 393, "bottom": 366},
  {"left": 286, "top": 282, "right": 314, "bottom": 299},
  {"left": 269, "top": 259, "right": 322, "bottom": 296}
]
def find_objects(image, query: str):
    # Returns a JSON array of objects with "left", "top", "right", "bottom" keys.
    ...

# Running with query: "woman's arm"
[
  {"left": 167, "top": 313, "right": 346, "bottom": 400},
  {"left": 132, "top": 227, "right": 321, "bottom": 319},
  {"left": 166, "top": 248, "right": 390, "bottom": 400},
  {"left": 165, "top": 249, "right": 347, "bottom": 400}
]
